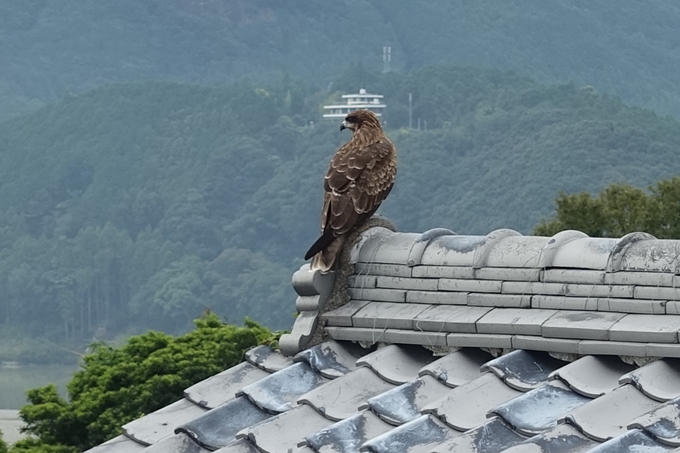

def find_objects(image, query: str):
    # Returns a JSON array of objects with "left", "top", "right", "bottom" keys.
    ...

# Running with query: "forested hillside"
[
  {"left": 3, "top": 1, "right": 680, "bottom": 120},
  {"left": 2, "top": 65, "right": 680, "bottom": 361}
]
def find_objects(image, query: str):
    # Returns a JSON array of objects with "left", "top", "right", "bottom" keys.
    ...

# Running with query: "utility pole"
[{"left": 382, "top": 46, "right": 391, "bottom": 73}]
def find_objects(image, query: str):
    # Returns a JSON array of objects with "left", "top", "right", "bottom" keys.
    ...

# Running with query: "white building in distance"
[{"left": 322, "top": 88, "right": 386, "bottom": 119}]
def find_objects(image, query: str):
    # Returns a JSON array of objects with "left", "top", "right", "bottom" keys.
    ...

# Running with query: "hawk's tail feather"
[
  {"left": 310, "top": 236, "right": 345, "bottom": 273},
  {"left": 304, "top": 228, "right": 335, "bottom": 261}
]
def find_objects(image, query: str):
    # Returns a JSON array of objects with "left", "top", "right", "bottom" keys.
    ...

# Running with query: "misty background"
[{"left": 2, "top": 0, "right": 680, "bottom": 407}]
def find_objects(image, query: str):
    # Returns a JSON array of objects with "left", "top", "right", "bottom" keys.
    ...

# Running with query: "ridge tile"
[
  {"left": 476, "top": 308, "right": 557, "bottom": 336},
  {"left": 609, "top": 314, "right": 680, "bottom": 343},
  {"left": 541, "top": 311, "right": 626, "bottom": 341},
  {"left": 352, "top": 302, "right": 429, "bottom": 330},
  {"left": 413, "top": 304, "right": 491, "bottom": 333}
]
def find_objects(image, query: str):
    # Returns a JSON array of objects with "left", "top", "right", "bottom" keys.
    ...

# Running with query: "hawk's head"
[{"left": 340, "top": 109, "right": 382, "bottom": 132}]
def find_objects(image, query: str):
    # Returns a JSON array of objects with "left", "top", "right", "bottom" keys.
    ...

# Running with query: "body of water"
[{"left": 0, "top": 363, "right": 80, "bottom": 409}]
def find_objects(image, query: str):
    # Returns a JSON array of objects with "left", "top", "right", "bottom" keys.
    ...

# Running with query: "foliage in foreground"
[
  {"left": 535, "top": 177, "right": 680, "bottom": 238},
  {"left": 14, "top": 313, "right": 271, "bottom": 452}
]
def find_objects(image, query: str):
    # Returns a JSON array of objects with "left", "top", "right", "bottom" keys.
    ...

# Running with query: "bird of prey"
[{"left": 305, "top": 109, "right": 397, "bottom": 273}]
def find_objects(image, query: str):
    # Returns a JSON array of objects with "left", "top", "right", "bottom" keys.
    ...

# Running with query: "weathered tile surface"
[
  {"left": 360, "top": 414, "right": 457, "bottom": 453},
  {"left": 305, "top": 410, "right": 392, "bottom": 453},
  {"left": 541, "top": 311, "right": 626, "bottom": 340},
  {"left": 356, "top": 344, "right": 435, "bottom": 384},
  {"left": 418, "top": 348, "right": 492, "bottom": 387},
  {"left": 413, "top": 304, "right": 490, "bottom": 333},
  {"left": 184, "top": 362, "right": 270, "bottom": 409},
  {"left": 122, "top": 398, "right": 207, "bottom": 445},
  {"left": 429, "top": 417, "right": 526, "bottom": 453},
  {"left": 482, "top": 350, "right": 565, "bottom": 391},
  {"left": 367, "top": 375, "right": 450, "bottom": 425},
  {"left": 620, "top": 359, "right": 680, "bottom": 401},
  {"left": 476, "top": 308, "right": 557, "bottom": 336},
  {"left": 550, "top": 355, "right": 634, "bottom": 398}
]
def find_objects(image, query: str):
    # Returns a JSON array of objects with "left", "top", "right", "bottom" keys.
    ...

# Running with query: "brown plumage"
[{"left": 305, "top": 109, "right": 397, "bottom": 272}]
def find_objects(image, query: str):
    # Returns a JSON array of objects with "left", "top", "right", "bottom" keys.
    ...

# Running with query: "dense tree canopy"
[
  {"left": 535, "top": 177, "right": 680, "bottom": 239},
  {"left": 9, "top": 313, "right": 271, "bottom": 452}
]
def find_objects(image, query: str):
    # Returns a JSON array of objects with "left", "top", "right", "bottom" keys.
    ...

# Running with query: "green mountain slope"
[
  {"left": 3, "top": 1, "right": 680, "bottom": 120},
  {"left": 1, "top": 66, "right": 680, "bottom": 357}
]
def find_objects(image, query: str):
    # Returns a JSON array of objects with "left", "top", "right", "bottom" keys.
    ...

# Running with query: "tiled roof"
[{"left": 86, "top": 225, "right": 680, "bottom": 453}]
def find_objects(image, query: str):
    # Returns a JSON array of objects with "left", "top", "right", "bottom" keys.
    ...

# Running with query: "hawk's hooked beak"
[{"left": 340, "top": 120, "right": 349, "bottom": 131}]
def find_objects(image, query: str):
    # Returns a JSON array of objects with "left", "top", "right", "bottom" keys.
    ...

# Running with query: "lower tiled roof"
[{"left": 85, "top": 341, "right": 680, "bottom": 453}]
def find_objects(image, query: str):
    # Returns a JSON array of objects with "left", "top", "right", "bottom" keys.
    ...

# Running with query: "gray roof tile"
[
  {"left": 474, "top": 267, "right": 541, "bottom": 282},
  {"left": 439, "top": 278, "right": 502, "bottom": 293},
  {"left": 609, "top": 314, "right": 680, "bottom": 343},
  {"left": 541, "top": 311, "right": 626, "bottom": 341},
  {"left": 348, "top": 288, "right": 406, "bottom": 303},
  {"left": 367, "top": 375, "right": 451, "bottom": 425},
  {"left": 356, "top": 345, "right": 435, "bottom": 384},
  {"left": 83, "top": 435, "right": 146, "bottom": 453},
  {"left": 354, "top": 232, "right": 421, "bottom": 265},
  {"left": 296, "top": 295, "right": 321, "bottom": 312},
  {"left": 564, "top": 384, "right": 661, "bottom": 441},
  {"left": 419, "top": 235, "right": 487, "bottom": 267},
  {"left": 550, "top": 355, "right": 634, "bottom": 398},
  {"left": 646, "top": 343, "right": 680, "bottom": 358},
  {"left": 245, "top": 345, "right": 294, "bottom": 373},
  {"left": 629, "top": 396, "right": 680, "bottom": 446},
  {"left": 212, "top": 439, "right": 260, "bottom": 453},
  {"left": 564, "top": 283, "right": 634, "bottom": 298},
  {"left": 237, "top": 362, "right": 329, "bottom": 413},
  {"left": 535, "top": 230, "right": 589, "bottom": 268},
  {"left": 236, "top": 404, "right": 333, "bottom": 453},
  {"left": 407, "top": 229, "right": 457, "bottom": 267},
  {"left": 184, "top": 362, "right": 270, "bottom": 409},
  {"left": 306, "top": 410, "right": 393, "bottom": 453},
  {"left": 294, "top": 340, "right": 366, "bottom": 379},
  {"left": 577, "top": 339, "right": 649, "bottom": 357},
  {"left": 604, "top": 271, "right": 674, "bottom": 287},
  {"left": 324, "top": 300, "right": 370, "bottom": 327},
  {"left": 429, "top": 417, "right": 526, "bottom": 453},
  {"left": 490, "top": 381, "right": 590, "bottom": 436},
  {"left": 447, "top": 332, "right": 513, "bottom": 349},
  {"left": 468, "top": 293, "right": 532, "bottom": 308},
  {"left": 531, "top": 295, "right": 598, "bottom": 311},
  {"left": 122, "top": 398, "right": 207, "bottom": 446},
  {"left": 502, "top": 281, "right": 566, "bottom": 296},
  {"left": 352, "top": 302, "right": 429, "bottom": 329},
  {"left": 413, "top": 305, "right": 491, "bottom": 333},
  {"left": 550, "top": 237, "right": 619, "bottom": 270},
  {"left": 483, "top": 235, "right": 547, "bottom": 268},
  {"left": 141, "top": 433, "right": 210, "bottom": 453},
  {"left": 597, "top": 297, "right": 666, "bottom": 314},
  {"left": 360, "top": 414, "right": 457, "bottom": 453},
  {"left": 499, "top": 423, "right": 597, "bottom": 453},
  {"left": 615, "top": 239, "right": 678, "bottom": 273},
  {"left": 375, "top": 276, "right": 438, "bottom": 291},
  {"left": 405, "top": 290, "right": 468, "bottom": 305},
  {"left": 542, "top": 269, "right": 605, "bottom": 285},
  {"left": 297, "top": 366, "right": 395, "bottom": 421},
  {"left": 476, "top": 308, "right": 558, "bottom": 336},
  {"left": 354, "top": 263, "right": 412, "bottom": 278},
  {"left": 481, "top": 350, "right": 565, "bottom": 391},
  {"left": 411, "top": 265, "right": 475, "bottom": 279},
  {"left": 347, "top": 275, "right": 377, "bottom": 289},
  {"left": 423, "top": 372, "right": 521, "bottom": 431},
  {"left": 620, "top": 359, "right": 680, "bottom": 401},
  {"left": 418, "top": 348, "right": 492, "bottom": 387},
  {"left": 511, "top": 335, "right": 581, "bottom": 355},
  {"left": 378, "top": 328, "right": 449, "bottom": 347},
  {"left": 584, "top": 429, "right": 674, "bottom": 453},
  {"left": 175, "top": 396, "right": 272, "bottom": 450},
  {"left": 635, "top": 286, "right": 680, "bottom": 301}
]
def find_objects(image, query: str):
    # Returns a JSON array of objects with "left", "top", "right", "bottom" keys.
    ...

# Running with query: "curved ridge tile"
[
  {"left": 551, "top": 237, "right": 620, "bottom": 270},
  {"left": 537, "top": 230, "right": 589, "bottom": 268},
  {"left": 355, "top": 232, "right": 421, "bottom": 265},
  {"left": 184, "top": 361, "right": 270, "bottom": 409},
  {"left": 484, "top": 235, "right": 549, "bottom": 269},
  {"left": 175, "top": 396, "right": 272, "bottom": 451},
  {"left": 429, "top": 417, "right": 525, "bottom": 453},
  {"left": 418, "top": 348, "right": 492, "bottom": 388},
  {"left": 294, "top": 340, "right": 367, "bottom": 379},
  {"left": 607, "top": 232, "right": 657, "bottom": 272},
  {"left": 360, "top": 414, "right": 456, "bottom": 453},
  {"left": 245, "top": 345, "right": 294, "bottom": 373},
  {"left": 306, "top": 410, "right": 392, "bottom": 453},
  {"left": 584, "top": 429, "right": 674, "bottom": 453},
  {"left": 350, "top": 227, "right": 395, "bottom": 264},
  {"left": 122, "top": 398, "right": 207, "bottom": 446},
  {"left": 298, "top": 366, "right": 395, "bottom": 421},
  {"left": 491, "top": 381, "right": 590, "bottom": 436},
  {"left": 472, "top": 229, "right": 523, "bottom": 269},
  {"left": 550, "top": 355, "right": 634, "bottom": 398},
  {"left": 620, "top": 359, "right": 680, "bottom": 402},
  {"left": 615, "top": 238, "right": 680, "bottom": 273},
  {"left": 236, "top": 404, "right": 333, "bottom": 453},
  {"left": 629, "top": 396, "right": 680, "bottom": 446},
  {"left": 238, "top": 362, "right": 328, "bottom": 413},
  {"left": 356, "top": 345, "right": 436, "bottom": 385},
  {"left": 420, "top": 234, "right": 487, "bottom": 267},
  {"left": 142, "top": 433, "right": 210, "bottom": 453},
  {"left": 423, "top": 372, "right": 521, "bottom": 431},
  {"left": 481, "top": 350, "right": 566, "bottom": 392},
  {"left": 367, "top": 375, "right": 451, "bottom": 425},
  {"left": 500, "top": 423, "right": 597, "bottom": 453},
  {"left": 564, "top": 384, "right": 661, "bottom": 442},
  {"left": 407, "top": 228, "right": 456, "bottom": 267}
]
